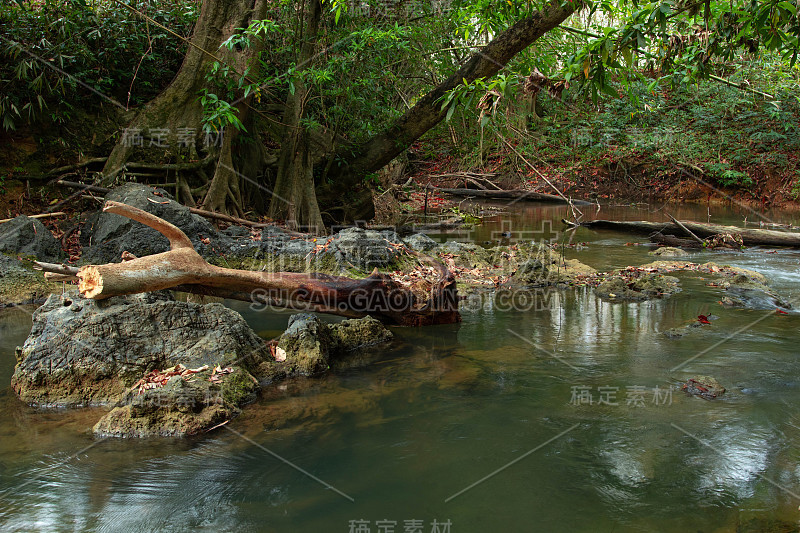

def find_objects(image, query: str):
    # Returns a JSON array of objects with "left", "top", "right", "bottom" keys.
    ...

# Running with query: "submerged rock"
[
  {"left": 648, "top": 246, "right": 688, "bottom": 257},
  {"left": 596, "top": 273, "right": 680, "bottom": 301},
  {"left": 663, "top": 315, "right": 719, "bottom": 338},
  {"left": 681, "top": 376, "right": 725, "bottom": 399},
  {"left": 0, "top": 215, "right": 64, "bottom": 262},
  {"left": 716, "top": 273, "right": 792, "bottom": 311}
]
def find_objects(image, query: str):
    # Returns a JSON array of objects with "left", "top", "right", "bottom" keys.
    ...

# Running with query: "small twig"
[{"left": 0, "top": 212, "right": 66, "bottom": 224}]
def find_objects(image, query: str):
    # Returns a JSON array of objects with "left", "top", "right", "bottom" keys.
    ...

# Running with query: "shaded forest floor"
[{"left": 399, "top": 68, "right": 800, "bottom": 213}]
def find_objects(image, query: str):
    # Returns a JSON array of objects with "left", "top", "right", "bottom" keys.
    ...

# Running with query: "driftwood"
[
  {"left": 564, "top": 219, "right": 800, "bottom": 248},
  {"left": 434, "top": 187, "right": 592, "bottom": 205},
  {"left": 70, "top": 201, "right": 460, "bottom": 326}
]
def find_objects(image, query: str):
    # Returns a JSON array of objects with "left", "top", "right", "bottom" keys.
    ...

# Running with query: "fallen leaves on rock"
[{"left": 132, "top": 364, "right": 210, "bottom": 395}]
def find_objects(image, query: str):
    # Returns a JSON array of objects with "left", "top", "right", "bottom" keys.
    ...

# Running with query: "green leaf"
[{"left": 445, "top": 102, "right": 456, "bottom": 122}]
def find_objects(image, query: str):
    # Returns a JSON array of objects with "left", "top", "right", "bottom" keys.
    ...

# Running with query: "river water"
[{"left": 1, "top": 202, "right": 800, "bottom": 532}]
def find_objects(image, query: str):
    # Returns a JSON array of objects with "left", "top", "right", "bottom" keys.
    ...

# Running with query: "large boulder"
[
  {"left": 12, "top": 290, "right": 273, "bottom": 436},
  {"left": 0, "top": 216, "right": 64, "bottom": 262},
  {"left": 79, "top": 183, "right": 224, "bottom": 264},
  {"left": 321, "top": 227, "right": 405, "bottom": 271},
  {"left": 12, "top": 292, "right": 395, "bottom": 437},
  {"left": 403, "top": 233, "right": 438, "bottom": 252},
  {"left": 276, "top": 314, "right": 334, "bottom": 376}
]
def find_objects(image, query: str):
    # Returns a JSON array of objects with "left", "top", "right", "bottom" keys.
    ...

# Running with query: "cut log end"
[{"left": 77, "top": 266, "right": 104, "bottom": 299}]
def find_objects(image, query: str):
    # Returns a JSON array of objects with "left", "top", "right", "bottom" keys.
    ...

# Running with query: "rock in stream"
[{"left": 12, "top": 291, "right": 393, "bottom": 437}]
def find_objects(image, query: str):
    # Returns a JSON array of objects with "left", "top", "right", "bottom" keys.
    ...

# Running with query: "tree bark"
[
  {"left": 76, "top": 201, "right": 460, "bottom": 326},
  {"left": 268, "top": 0, "right": 325, "bottom": 233},
  {"left": 566, "top": 219, "right": 800, "bottom": 247},
  {"left": 323, "top": 1, "right": 580, "bottom": 192},
  {"left": 101, "top": 0, "right": 269, "bottom": 217},
  {"left": 434, "top": 187, "right": 593, "bottom": 205}
]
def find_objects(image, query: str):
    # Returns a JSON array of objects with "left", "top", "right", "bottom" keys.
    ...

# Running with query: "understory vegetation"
[
  {"left": 420, "top": 59, "right": 800, "bottom": 202},
  {"left": 1, "top": 0, "right": 799, "bottom": 221}
]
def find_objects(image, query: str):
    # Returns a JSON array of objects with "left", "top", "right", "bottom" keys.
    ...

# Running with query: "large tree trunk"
[
  {"left": 75, "top": 201, "right": 461, "bottom": 326},
  {"left": 319, "top": 1, "right": 580, "bottom": 207},
  {"left": 268, "top": 0, "right": 325, "bottom": 233},
  {"left": 101, "top": 0, "right": 269, "bottom": 216}
]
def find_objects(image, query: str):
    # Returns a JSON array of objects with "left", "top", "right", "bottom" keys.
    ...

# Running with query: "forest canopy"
[{"left": 1, "top": 0, "right": 798, "bottom": 226}]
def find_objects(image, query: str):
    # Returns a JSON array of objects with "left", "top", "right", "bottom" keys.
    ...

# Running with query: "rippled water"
[{"left": 2, "top": 202, "right": 800, "bottom": 532}]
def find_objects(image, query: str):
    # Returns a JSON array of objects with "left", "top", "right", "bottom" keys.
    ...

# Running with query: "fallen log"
[
  {"left": 33, "top": 261, "right": 372, "bottom": 317},
  {"left": 563, "top": 219, "right": 800, "bottom": 248},
  {"left": 73, "top": 201, "right": 460, "bottom": 326},
  {"left": 649, "top": 234, "right": 702, "bottom": 249},
  {"left": 435, "top": 187, "right": 592, "bottom": 205}
]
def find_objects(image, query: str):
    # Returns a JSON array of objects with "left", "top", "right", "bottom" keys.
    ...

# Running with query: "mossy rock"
[
  {"left": 649, "top": 246, "right": 688, "bottom": 257},
  {"left": 0, "top": 254, "right": 60, "bottom": 307},
  {"left": 596, "top": 273, "right": 680, "bottom": 301}
]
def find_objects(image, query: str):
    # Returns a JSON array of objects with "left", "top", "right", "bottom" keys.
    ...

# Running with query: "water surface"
[{"left": 2, "top": 202, "right": 800, "bottom": 532}]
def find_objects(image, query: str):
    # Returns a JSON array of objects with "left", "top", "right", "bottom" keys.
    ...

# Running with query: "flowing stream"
[{"left": 1, "top": 202, "right": 800, "bottom": 532}]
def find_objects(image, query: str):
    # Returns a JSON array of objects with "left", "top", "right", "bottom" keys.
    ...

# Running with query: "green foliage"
[
  {"left": 198, "top": 90, "right": 246, "bottom": 134},
  {"left": 0, "top": 0, "right": 196, "bottom": 131}
]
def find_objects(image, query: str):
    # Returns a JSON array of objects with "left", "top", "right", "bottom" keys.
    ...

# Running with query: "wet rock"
[
  {"left": 12, "top": 290, "right": 271, "bottom": 436},
  {"left": 275, "top": 314, "right": 393, "bottom": 376},
  {"left": 329, "top": 316, "right": 394, "bottom": 352},
  {"left": 506, "top": 245, "right": 596, "bottom": 286},
  {"left": 276, "top": 314, "right": 333, "bottom": 376},
  {"left": 0, "top": 215, "right": 65, "bottom": 262},
  {"left": 403, "top": 233, "right": 438, "bottom": 252},
  {"left": 596, "top": 273, "right": 680, "bottom": 301},
  {"left": 663, "top": 315, "right": 719, "bottom": 338},
  {"left": 681, "top": 376, "right": 725, "bottom": 399},
  {"left": 648, "top": 246, "right": 688, "bottom": 257},
  {"left": 321, "top": 227, "right": 404, "bottom": 271},
  {"left": 80, "top": 183, "right": 225, "bottom": 264},
  {"left": 716, "top": 273, "right": 792, "bottom": 311},
  {"left": 0, "top": 255, "right": 59, "bottom": 306}
]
